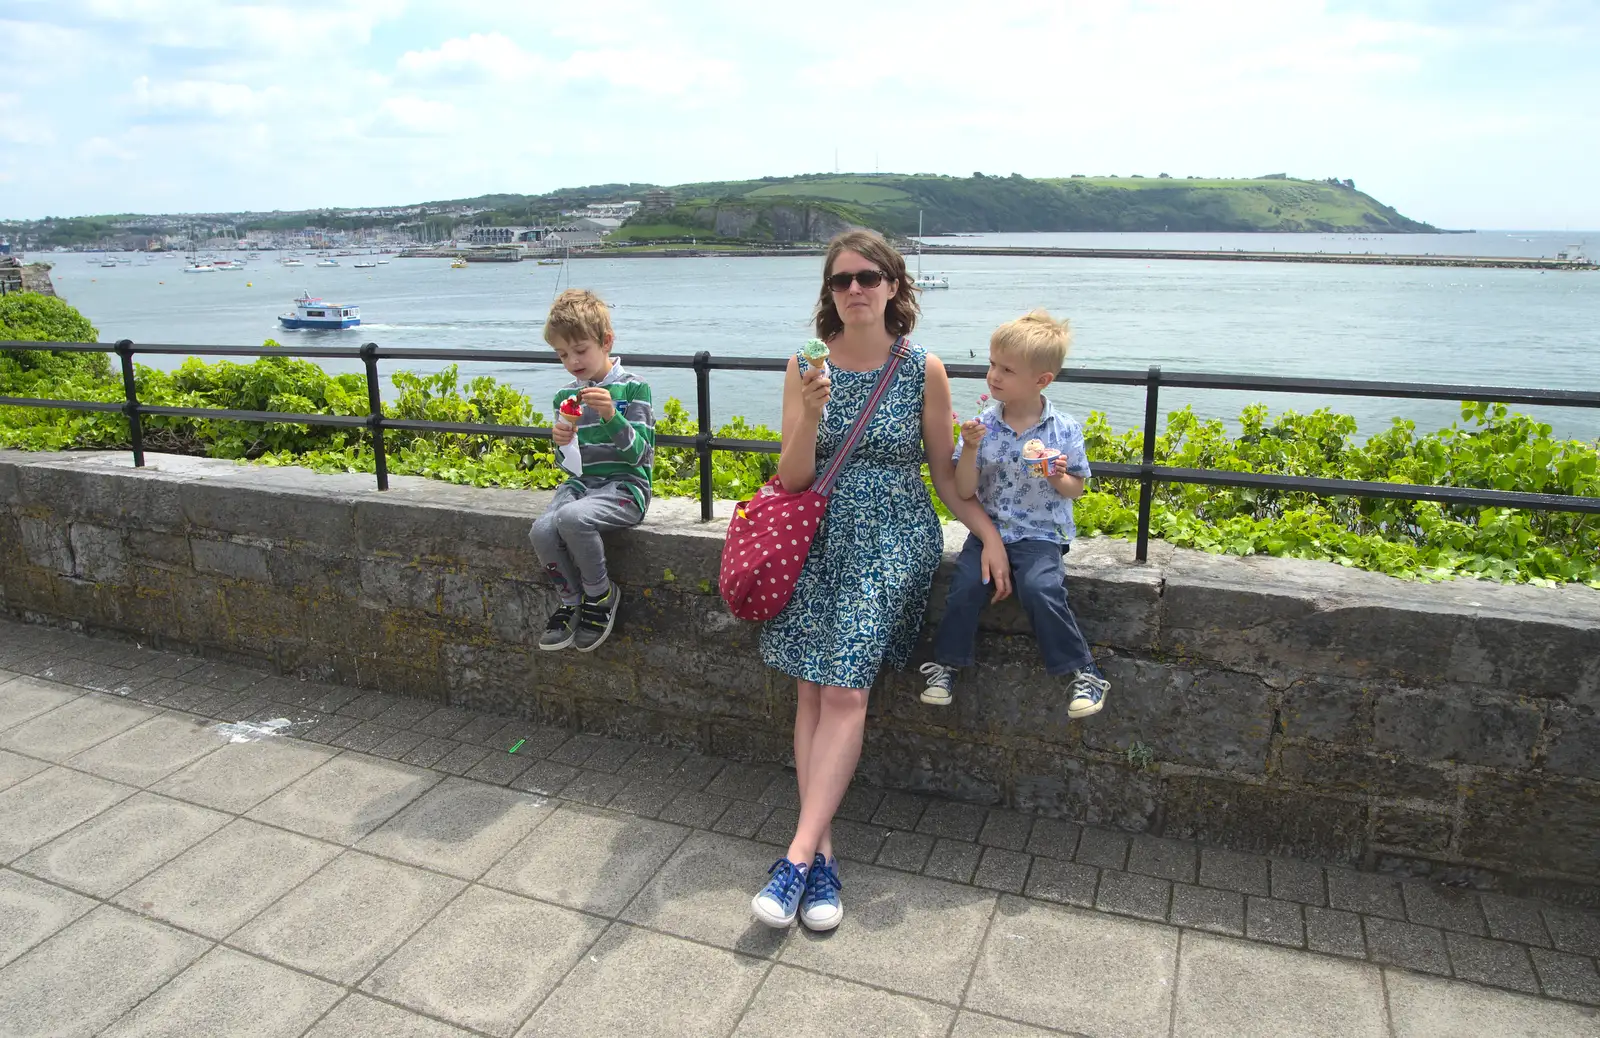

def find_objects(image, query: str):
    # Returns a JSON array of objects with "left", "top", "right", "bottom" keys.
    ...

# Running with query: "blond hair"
[
  {"left": 991, "top": 309, "right": 1071, "bottom": 375},
  {"left": 544, "top": 288, "right": 613, "bottom": 347}
]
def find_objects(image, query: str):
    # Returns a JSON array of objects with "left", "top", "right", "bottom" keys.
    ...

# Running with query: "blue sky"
[{"left": 2, "top": 0, "right": 1596, "bottom": 228}]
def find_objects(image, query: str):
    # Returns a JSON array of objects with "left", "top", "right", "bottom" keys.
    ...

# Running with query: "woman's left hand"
[{"left": 981, "top": 537, "right": 1012, "bottom": 602}]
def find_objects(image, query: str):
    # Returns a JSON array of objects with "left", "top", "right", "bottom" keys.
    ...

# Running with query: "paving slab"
[
  {"left": 1173, "top": 932, "right": 1388, "bottom": 1038},
  {"left": 0, "top": 748, "right": 47, "bottom": 792},
  {"left": 246, "top": 751, "right": 440, "bottom": 844},
  {"left": 949, "top": 1013, "right": 1064, "bottom": 1037},
  {"left": 0, "top": 765, "right": 137, "bottom": 862},
  {"left": 0, "top": 691, "right": 154, "bottom": 761},
  {"left": 1446, "top": 931, "right": 1540, "bottom": 993},
  {"left": 1023, "top": 857, "right": 1098, "bottom": 909},
  {"left": 98, "top": 945, "right": 343, "bottom": 1038},
  {"left": 0, "top": 674, "right": 83, "bottom": 732},
  {"left": 1385, "top": 969, "right": 1600, "bottom": 1037},
  {"left": 781, "top": 863, "right": 996, "bottom": 1004},
  {"left": 362, "top": 885, "right": 605, "bottom": 1037},
  {"left": 0, "top": 869, "right": 96, "bottom": 969},
  {"left": 966, "top": 895, "right": 1177, "bottom": 1036},
  {"left": 358, "top": 776, "right": 555, "bottom": 880},
  {"left": 115, "top": 817, "right": 343, "bottom": 939},
  {"left": 150, "top": 735, "right": 337, "bottom": 813},
  {"left": 0, "top": 905, "right": 209, "bottom": 1038},
  {"left": 620, "top": 829, "right": 791, "bottom": 959},
  {"left": 515, "top": 923, "right": 767, "bottom": 1038},
  {"left": 15, "top": 790, "right": 230, "bottom": 897},
  {"left": 230, "top": 850, "right": 463, "bottom": 985},
  {"left": 65, "top": 710, "right": 227, "bottom": 786},
  {"left": 734, "top": 964, "right": 952, "bottom": 1037},
  {"left": 489, "top": 804, "right": 686, "bottom": 918},
  {"left": 304, "top": 994, "right": 476, "bottom": 1037},
  {"left": 1530, "top": 948, "right": 1600, "bottom": 1005}
]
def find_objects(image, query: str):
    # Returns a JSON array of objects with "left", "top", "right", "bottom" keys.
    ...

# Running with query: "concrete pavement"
[{"left": 0, "top": 618, "right": 1597, "bottom": 1037}]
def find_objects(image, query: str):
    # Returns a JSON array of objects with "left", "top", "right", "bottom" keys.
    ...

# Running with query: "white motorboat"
[
  {"left": 912, "top": 210, "right": 949, "bottom": 289},
  {"left": 315, "top": 258, "right": 339, "bottom": 267}
]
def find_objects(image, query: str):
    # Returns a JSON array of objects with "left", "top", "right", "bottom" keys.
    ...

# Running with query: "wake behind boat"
[{"left": 278, "top": 293, "right": 360, "bottom": 330}]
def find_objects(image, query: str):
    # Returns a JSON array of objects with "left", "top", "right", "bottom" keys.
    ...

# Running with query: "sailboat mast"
[{"left": 917, "top": 210, "right": 923, "bottom": 278}]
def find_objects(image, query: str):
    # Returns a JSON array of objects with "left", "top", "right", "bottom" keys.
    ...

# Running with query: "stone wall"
[{"left": 3, "top": 449, "right": 1598, "bottom": 900}]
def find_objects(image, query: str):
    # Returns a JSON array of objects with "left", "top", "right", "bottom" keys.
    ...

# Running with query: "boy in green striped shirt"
[{"left": 529, "top": 289, "right": 655, "bottom": 652}]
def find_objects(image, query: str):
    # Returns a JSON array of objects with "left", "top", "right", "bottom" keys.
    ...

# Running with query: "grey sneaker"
[
  {"left": 573, "top": 583, "right": 621, "bottom": 652},
  {"left": 919, "top": 662, "right": 955, "bottom": 706},
  {"left": 538, "top": 605, "right": 577, "bottom": 651}
]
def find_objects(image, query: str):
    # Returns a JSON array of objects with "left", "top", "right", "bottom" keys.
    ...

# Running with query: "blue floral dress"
[{"left": 761, "top": 343, "right": 943, "bottom": 689}]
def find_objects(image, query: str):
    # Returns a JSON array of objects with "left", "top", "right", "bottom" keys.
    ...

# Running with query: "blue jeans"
[{"left": 932, "top": 535, "right": 1096, "bottom": 677}]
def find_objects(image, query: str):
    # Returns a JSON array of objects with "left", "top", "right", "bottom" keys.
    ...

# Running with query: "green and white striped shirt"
[{"left": 554, "top": 359, "right": 655, "bottom": 511}]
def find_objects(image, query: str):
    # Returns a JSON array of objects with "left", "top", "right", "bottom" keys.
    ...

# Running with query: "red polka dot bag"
[{"left": 719, "top": 338, "right": 910, "bottom": 621}]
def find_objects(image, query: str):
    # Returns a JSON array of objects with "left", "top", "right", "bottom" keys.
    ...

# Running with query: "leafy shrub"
[{"left": 2, "top": 296, "right": 1594, "bottom": 587}]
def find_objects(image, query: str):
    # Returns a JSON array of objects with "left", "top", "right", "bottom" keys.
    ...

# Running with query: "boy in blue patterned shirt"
[{"left": 921, "top": 310, "right": 1110, "bottom": 717}]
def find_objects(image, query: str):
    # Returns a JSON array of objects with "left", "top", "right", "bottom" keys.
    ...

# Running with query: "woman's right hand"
[
  {"left": 551, "top": 421, "right": 575, "bottom": 446},
  {"left": 799, "top": 364, "right": 831, "bottom": 422}
]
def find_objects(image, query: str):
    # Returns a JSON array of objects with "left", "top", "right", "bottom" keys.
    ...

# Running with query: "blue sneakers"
[
  {"left": 799, "top": 854, "right": 843, "bottom": 931},
  {"left": 751, "top": 857, "right": 809, "bottom": 928}
]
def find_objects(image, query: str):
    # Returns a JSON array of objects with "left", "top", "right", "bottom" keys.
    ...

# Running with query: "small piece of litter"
[
  {"left": 509, "top": 738, "right": 526, "bottom": 754},
  {"left": 214, "top": 718, "right": 292, "bottom": 744}
]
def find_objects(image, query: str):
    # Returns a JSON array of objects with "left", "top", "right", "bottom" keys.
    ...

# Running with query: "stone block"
[
  {"left": 358, "top": 776, "right": 553, "bottom": 880},
  {"left": 1373, "top": 805, "right": 1454, "bottom": 854},
  {"left": 924, "top": 838, "right": 983, "bottom": 883},
  {"left": 1281, "top": 678, "right": 1372, "bottom": 744},
  {"left": 519, "top": 923, "right": 766, "bottom": 1038},
  {"left": 1444, "top": 932, "right": 1539, "bottom": 993},
  {"left": 878, "top": 830, "right": 936, "bottom": 872},
  {"left": 360, "top": 886, "right": 603, "bottom": 1037},
  {"left": 737, "top": 965, "right": 955, "bottom": 1038},
  {"left": 1011, "top": 751, "right": 1158, "bottom": 830},
  {"left": 966, "top": 895, "right": 1176, "bottom": 1034},
  {"left": 1163, "top": 775, "right": 1367, "bottom": 866},
  {"left": 1080, "top": 657, "right": 1274, "bottom": 773},
  {"left": 1245, "top": 895, "right": 1304, "bottom": 947},
  {"left": 180, "top": 478, "right": 355, "bottom": 552},
  {"left": 1095, "top": 869, "right": 1170, "bottom": 921},
  {"left": 1363, "top": 917, "right": 1450, "bottom": 975},
  {"left": 190, "top": 536, "right": 271, "bottom": 583},
  {"left": 1199, "top": 846, "right": 1270, "bottom": 896},
  {"left": 0, "top": 869, "right": 95, "bottom": 970},
  {"left": 1402, "top": 881, "right": 1486, "bottom": 934},
  {"left": 1127, "top": 834, "right": 1198, "bottom": 883},
  {"left": 1373, "top": 687, "right": 1542, "bottom": 769},
  {"left": 1278, "top": 742, "right": 1457, "bottom": 803},
  {"left": 126, "top": 529, "right": 191, "bottom": 569},
  {"left": 854, "top": 728, "right": 1007, "bottom": 806},
  {"left": 1023, "top": 857, "right": 1098, "bottom": 908},
  {"left": 1459, "top": 772, "right": 1600, "bottom": 879},
  {"left": 1305, "top": 906, "right": 1366, "bottom": 957},
  {"left": 1173, "top": 933, "right": 1388, "bottom": 1038},
  {"left": 68, "top": 522, "right": 128, "bottom": 583},
  {"left": 1545, "top": 703, "right": 1600, "bottom": 780},
  {"left": 487, "top": 805, "right": 686, "bottom": 918},
  {"left": 1170, "top": 883, "right": 1245, "bottom": 936},
  {"left": 442, "top": 643, "right": 533, "bottom": 717},
  {"left": 18, "top": 515, "right": 73, "bottom": 573},
  {"left": 231, "top": 850, "right": 464, "bottom": 985},
  {"left": 99, "top": 946, "right": 342, "bottom": 1038},
  {"left": 0, "top": 905, "right": 208, "bottom": 1038}
]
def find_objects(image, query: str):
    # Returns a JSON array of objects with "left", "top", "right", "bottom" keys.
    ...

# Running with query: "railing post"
[
  {"left": 1135, "top": 364, "right": 1161, "bottom": 562},
  {"left": 360, "top": 341, "right": 389, "bottom": 491},
  {"left": 114, "top": 339, "right": 144, "bottom": 468},
  {"left": 693, "top": 350, "right": 713, "bottom": 522}
]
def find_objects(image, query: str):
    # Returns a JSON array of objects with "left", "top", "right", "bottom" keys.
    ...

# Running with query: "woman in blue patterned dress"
[{"left": 751, "top": 230, "right": 1012, "bottom": 931}]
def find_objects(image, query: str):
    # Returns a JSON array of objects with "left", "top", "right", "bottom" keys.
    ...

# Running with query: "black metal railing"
[{"left": 3, "top": 339, "right": 1599, "bottom": 563}]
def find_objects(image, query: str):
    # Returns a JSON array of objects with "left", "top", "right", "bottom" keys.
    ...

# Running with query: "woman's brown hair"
[{"left": 812, "top": 229, "right": 921, "bottom": 341}]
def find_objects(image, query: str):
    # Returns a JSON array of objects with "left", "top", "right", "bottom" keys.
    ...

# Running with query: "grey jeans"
[{"left": 528, "top": 481, "right": 645, "bottom": 602}]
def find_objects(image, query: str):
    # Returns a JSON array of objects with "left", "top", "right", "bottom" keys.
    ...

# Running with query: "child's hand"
[
  {"left": 1048, "top": 455, "right": 1071, "bottom": 479},
  {"left": 960, "top": 419, "right": 987, "bottom": 448},
  {"left": 579, "top": 387, "right": 616, "bottom": 421},
  {"left": 551, "top": 421, "right": 575, "bottom": 446}
]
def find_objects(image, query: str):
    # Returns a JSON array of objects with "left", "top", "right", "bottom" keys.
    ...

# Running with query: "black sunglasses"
[{"left": 826, "top": 269, "right": 889, "bottom": 291}]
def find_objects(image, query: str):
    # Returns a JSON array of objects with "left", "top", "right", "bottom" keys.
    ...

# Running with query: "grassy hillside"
[{"left": 613, "top": 173, "right": 1434, "bottom": 240}]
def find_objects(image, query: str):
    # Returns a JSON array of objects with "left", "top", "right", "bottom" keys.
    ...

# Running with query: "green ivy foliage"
[{"left": 2, "top": 294, "right": 1594, "bottom": 587}]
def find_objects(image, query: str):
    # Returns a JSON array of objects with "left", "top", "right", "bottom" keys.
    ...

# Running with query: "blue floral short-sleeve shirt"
[{"left": 953, "top": 397, "right": 1091, "bottom": 545}]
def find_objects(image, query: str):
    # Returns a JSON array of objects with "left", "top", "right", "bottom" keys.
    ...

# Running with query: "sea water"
[{"left": 36, "top": 231, "right": 1600, "bottom": 441}]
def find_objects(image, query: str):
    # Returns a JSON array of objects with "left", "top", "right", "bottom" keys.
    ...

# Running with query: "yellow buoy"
[{"left": 246, "top": 282, "right": 253, "bottom": 287}]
